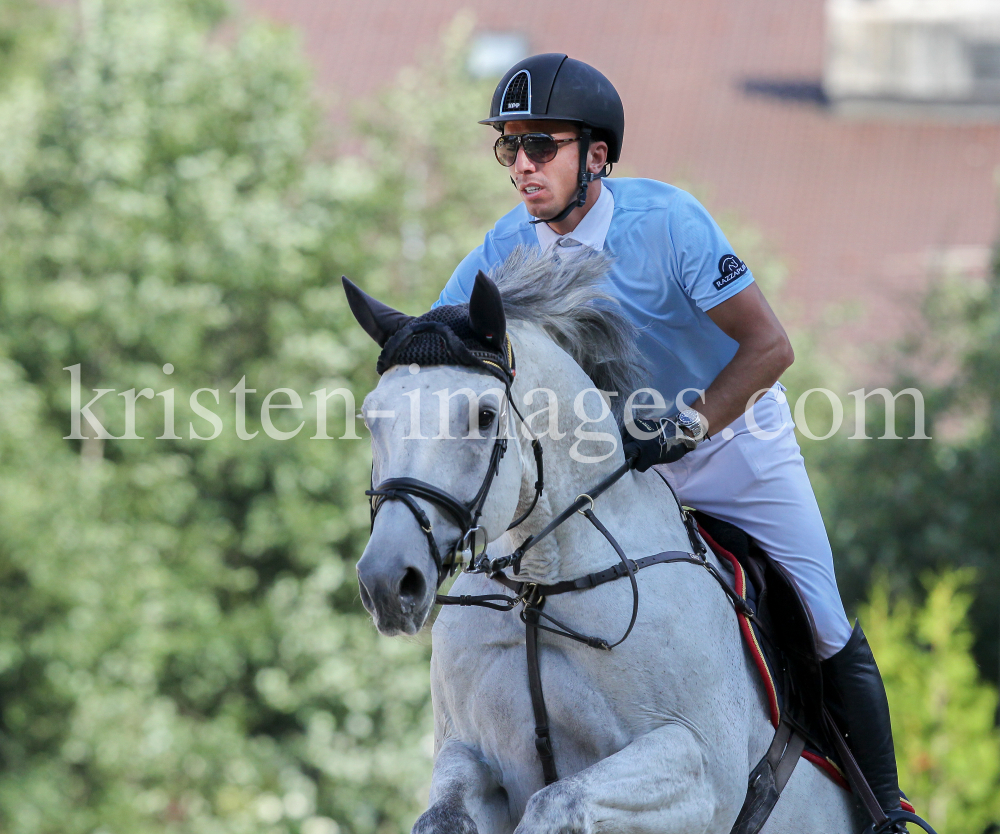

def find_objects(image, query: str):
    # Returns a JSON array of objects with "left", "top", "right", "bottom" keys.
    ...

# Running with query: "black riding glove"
[{"left": 622, "top": 417, "right": 698, "bottom": 472}]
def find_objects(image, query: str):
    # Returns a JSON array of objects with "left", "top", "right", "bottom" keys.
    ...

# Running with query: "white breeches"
[{"left": 656, "top": 384, "right": 853, "bottom": 660}]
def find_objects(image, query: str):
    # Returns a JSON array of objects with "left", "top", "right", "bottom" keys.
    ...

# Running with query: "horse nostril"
[{"left": 398, "top": 567, "right": 427, "bottom": 607}]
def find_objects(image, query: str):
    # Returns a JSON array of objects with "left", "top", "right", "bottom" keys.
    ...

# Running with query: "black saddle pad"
[{"left": 692, "top": 511, "right": 848, "bottom": 787}]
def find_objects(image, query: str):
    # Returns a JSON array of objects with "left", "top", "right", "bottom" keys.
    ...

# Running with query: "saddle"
[{"left": 692, "top": 511, "right": 852, "bottom": 830}]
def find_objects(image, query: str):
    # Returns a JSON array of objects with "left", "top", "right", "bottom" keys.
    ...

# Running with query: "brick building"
[{"left": 244, "top": 0, "right": 1000, "bottom": 343}]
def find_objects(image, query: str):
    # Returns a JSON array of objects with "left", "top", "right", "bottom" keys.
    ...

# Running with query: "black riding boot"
[{"left": 821, "top": 621, "right": 902, "bottom": 820}]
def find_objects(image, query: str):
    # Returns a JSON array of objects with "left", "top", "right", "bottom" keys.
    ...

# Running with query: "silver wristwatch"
[{"left": 675, "top": 409, "right": 707, "bottom": 443}]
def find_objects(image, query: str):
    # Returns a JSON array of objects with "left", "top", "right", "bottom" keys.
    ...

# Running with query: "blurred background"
[{"left": 0, "top": 0, "right": 999, "bottom": 831}]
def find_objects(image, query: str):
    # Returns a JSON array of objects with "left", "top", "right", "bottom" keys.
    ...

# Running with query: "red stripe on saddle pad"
[
  {"left": 802, "top": 751, "right": 851, "bottom": 791},
  {"left": 699, "top": 524, "right": 865, "bottom": 795},
  {"left": 698, "top": 525, "right": 781, "bottom": 728}
]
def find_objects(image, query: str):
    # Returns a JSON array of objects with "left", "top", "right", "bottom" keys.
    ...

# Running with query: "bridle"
[
  {"left": 359, "top": 350, "right": 767, "bottom": 789},
  {"left": 360, "top": 329, "right": 750, "bottom": 789},
  {"left": 362, "top": 346, "right": 738, "bottom": 649},
  {"left": 365, "top": 371, "right": 729, "bottom": 788},
  {"left": 365, "top": 340, "right": 544, "bottom": 589}
]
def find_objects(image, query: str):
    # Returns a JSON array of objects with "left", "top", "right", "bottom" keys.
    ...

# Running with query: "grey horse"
[{"left": 350, "top": 250, "right": 862, "bottom": 834}]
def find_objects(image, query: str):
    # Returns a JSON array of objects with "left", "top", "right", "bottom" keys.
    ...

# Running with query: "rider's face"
[{"left": 503, "top": 120, "right": 582, "bottom": 220}]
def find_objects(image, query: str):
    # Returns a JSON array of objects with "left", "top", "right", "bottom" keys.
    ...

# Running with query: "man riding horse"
[{"left": 435, "top": 53, "right": 905, "bottom": 828}]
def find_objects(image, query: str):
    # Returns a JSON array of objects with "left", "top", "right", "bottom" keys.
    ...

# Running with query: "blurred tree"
[
  {"left": 0, "top": 1, "right": 509, "bottom": 832},
  {"left": 0, "top": 0, "right": 53, "bottom": 83},
  {"left": 862, "top": 571, "right": 1000, "bottom": 834},
  {"left": 818, "top": 261, "right": 1000, "bottom": 687}
]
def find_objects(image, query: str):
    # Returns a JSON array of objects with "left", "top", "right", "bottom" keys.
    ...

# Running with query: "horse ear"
[
  {"left": 342, "top": 276, "right": 413, "bottom": 347},
  {"left": 468, "top": 271, "right": 506, "bottom": 349}
]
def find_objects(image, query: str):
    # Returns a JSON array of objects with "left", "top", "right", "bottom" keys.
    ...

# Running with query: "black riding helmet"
[{"left": 482, "top": 54, "right": 625, "bottom": 224}]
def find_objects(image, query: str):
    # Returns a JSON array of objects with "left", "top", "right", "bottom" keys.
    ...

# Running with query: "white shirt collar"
[{"left": 534, "top": 182, "right": 615, "bottom": 253}]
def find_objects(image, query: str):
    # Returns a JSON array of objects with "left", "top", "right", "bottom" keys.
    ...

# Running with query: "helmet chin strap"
[{"left": 528, "top": 128, "right": 608, "bottom": 227}]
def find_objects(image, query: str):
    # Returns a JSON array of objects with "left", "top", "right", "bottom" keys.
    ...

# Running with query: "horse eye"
[{"left": 478, "top": 408, "right": 496, "bottom": 431}]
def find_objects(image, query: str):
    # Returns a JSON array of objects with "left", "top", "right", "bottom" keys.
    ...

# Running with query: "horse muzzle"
[{"left": 356, "top": 519, "right": 439, "bottom": 635}]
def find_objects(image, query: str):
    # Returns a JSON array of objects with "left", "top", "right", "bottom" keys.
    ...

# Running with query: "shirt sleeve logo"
[{"left": 713, "top": 254, "right": 748, "bottom": 291}]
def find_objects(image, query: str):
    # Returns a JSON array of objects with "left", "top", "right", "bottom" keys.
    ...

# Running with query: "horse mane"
[{"left": 489, "top": 246, "right": 645, "bottom": 427}]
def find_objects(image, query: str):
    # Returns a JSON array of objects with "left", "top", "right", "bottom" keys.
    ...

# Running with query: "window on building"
[{"left": 467, "top": 32, "right": 529, "bottom": 79}]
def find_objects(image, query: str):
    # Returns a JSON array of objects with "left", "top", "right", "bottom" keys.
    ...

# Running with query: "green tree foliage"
[
  {"left": 0, "top": 1, "right": 508, "bottom": 831},
  {"left": 0, "top": 0, "right": 53, "bottom": 83},
  {"left": 862, "top": 572, "right": 1000, "bottom": 834},
  {"left": 819, "top": 263, "right": 1000, "bottom": 685}
]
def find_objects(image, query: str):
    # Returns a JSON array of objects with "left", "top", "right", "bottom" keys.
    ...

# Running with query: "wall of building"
[{"left": 244, "top": 0, "right": 1000, "bottom": 343}]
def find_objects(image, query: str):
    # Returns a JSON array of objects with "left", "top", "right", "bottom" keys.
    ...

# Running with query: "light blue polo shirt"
[{"left": 435, "top": 177, "right": 754, "bottom": 412}]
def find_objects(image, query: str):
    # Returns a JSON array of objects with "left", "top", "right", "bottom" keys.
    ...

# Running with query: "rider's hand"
[{"left": 622, "top": 418, "right": 698, "bottom": 472}]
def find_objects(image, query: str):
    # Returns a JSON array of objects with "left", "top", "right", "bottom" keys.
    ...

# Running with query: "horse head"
[{"left": 343, "top": 273, "right": 526, "bottom": 635}]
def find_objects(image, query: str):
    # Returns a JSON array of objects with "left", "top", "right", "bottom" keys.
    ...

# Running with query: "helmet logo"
[{"left": 501, "top": 71, "right": 532, "bottom": 115}]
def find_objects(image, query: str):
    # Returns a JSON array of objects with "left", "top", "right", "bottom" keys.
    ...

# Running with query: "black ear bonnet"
[
  {"left": 342, "top": 273, "right": 516, "bottom": 386},
  {"left": 377, "top": 305, "right": 514, "bottom": 385}
]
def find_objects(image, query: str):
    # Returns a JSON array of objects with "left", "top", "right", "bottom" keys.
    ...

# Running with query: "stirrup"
[{"left": 867, "top": 809, "right": 939, "bottom": 834}]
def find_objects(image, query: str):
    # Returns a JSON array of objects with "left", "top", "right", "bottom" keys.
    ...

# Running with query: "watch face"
[{"left": 678, "top": 410, "right": 703, "bottom": 438}]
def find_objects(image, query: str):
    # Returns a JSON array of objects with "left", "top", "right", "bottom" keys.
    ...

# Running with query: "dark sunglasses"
[{"left": 494, "top": 133, "right": 579, "bottom": 167}]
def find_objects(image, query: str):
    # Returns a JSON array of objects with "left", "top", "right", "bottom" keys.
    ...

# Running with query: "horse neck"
[{"left": 506, "top": 326, "right": 690, "bottom": 584}]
